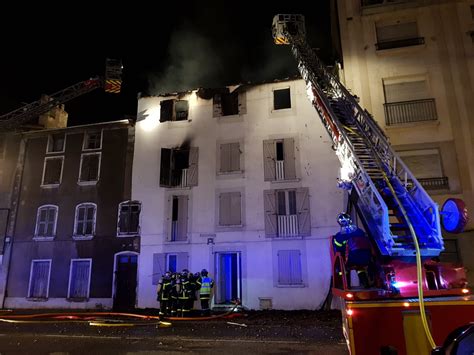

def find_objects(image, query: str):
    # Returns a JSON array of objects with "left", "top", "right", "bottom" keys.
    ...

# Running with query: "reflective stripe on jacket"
[{"left": 199, "top": 277, "right": 213, "bottom": 295}]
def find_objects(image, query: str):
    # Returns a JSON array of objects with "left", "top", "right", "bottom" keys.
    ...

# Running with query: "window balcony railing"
[
  {"left": 416, "top": 177, "right": 449, "bottom": 191},
  {"left": 384, "top": 98, "right": 437, "bottom": 126},
  {"left": 375, "top": 37, "right": 424, "bottom": 50},
  {"left": 171, "top": 221, "right": 178, "bottom": 241},
  {"left": 171, "top": 168, "right": 189, "bottom": 188},
  {"left": 275, "top": 160, "right": 285, "bottom": 181},
  {"left": 277, "top": 215, "right": 298, "bottom": 237}
]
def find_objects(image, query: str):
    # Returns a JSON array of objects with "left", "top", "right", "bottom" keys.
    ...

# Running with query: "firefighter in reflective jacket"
[
  {"left": 197, "top": 269, "right": 214, "bottom": 316},
  {"left": 157, "top": 272, "right": 172, "bottom": 316},
  {"left": 177, "top": 271, "right": 191, "bottom": 317}
]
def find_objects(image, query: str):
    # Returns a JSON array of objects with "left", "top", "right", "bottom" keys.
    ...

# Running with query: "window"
[
  {"left": 42, "top": 156, "right": 64, "bottom": 186},
  {"left": 263, "top": 138, "right": 296, "bottom": 181},
  {"left": 118, "top": 201, "right": 141, "bottom": 236},
  {"left": 160, "top": 147, "right": 199, "bottom": 187},
  {"left": 34, "top": 205, "right": 58, "bottom": 239},
  {"left": 273, "top": 88, "right": 291, "bottom": 110},
  {"left": 277, "top": 250, "right": 303, "bottom": 286},
  {"left": 213, "top": 91, "right": 246, "bottom": 117},
  {"left": 160, "top": 99, "right": 189, "bottom": 122},
  {"left": 264, "top": 188, "right": 311, "bottom": 237},
  {"left": 67, "top": 259, "right": 92, "bottom": 300},
  {"left": 375, "top": 21, "right": 424, "bottom": 50},
  {"left": 169, "top": 195, "right": 188, "bottom": 241},
  {"left": 28, "top": 260, "right": 51, "bottom": 299},
  {"left": 219, "top": 143, "right": 241, "bottom": 173},
  {"left": 83, "top": 130, "right": 102, "bottom": 150},
  {"left": 74, "top": 203, "right": 96, "bottom": 238},
  {"left": 218, "top": 192, "right": 242, "bottom": 226},
  {"left": 78, "top": 153, "right": 101, "bottom": 184},
  {"left": 152, "top": 252, "right": 188, "bottom": 284},
  {"left": 47, "top": 133, "right": 65, "bottom": 153}
]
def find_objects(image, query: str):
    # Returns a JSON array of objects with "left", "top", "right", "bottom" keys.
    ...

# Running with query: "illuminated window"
[
  {"left": 83, "top": 130, "right": 102, "bottom": 150},
  {"left": 117, "top": 201, "right": 141, "bottom": 236},
  {"left": 41, "top": 156, "right": 64, "bottom": 186},
  {"left": 47, "top": 133, "right": 65, "bottom": 153},
  {"left": 34, "top": 205, "right": 58, "bottom": 239},
  {"left": 68, "top": 259, "right": 92, "bottom": 300},
  {"left": 74, "top": 203, "right": 96, "bottom": 238},
  {"left": 273, "top": 88, "right": 291, "bottom": 110},
  {"left": 277, "top": 250, "right": 303, "bottom": 286},
  {"left": 28, "top": 260, "right": 51, "bottom": 299},
  {"left": 78, "top": 153, "right": 101, "bottom": 184}
]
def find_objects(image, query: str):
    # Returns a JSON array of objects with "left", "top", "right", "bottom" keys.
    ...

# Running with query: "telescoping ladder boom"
[{"left": 272, "top": 14, "right": 443, "bottom": 257}]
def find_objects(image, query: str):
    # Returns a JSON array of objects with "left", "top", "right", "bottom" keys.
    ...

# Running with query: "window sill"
[
  {"left": 217, "top": 171, "right": 244, "bottom": 177},
  {"left": 46, "top": 150, "right": 65, "bottom": 155},
  {"left": 72, "top": 235, "right": 94, "bottom": 241},
  {"left": 33, "top": 236, "right": 55, "bottom": 242},
  {"left": 164, "top": 240, "right": 189, "bottom": 244},
  {"left": 77, "top": 180, "right": 98, "bottom": 186},
  {"left": 216, "top": 114, "right": 244, "bottom": 123},
  {"left": 67, "top": 297, "right": 89, "bottom": 302},
  {"left": 385, "top": 120, "right": 439, "bottom": 130},
  {"left": 26, "top": 297, "right": 48, "bottom": 302},
  {"left": 41, "top": 183, "right": 60, "bottom": 189},
  {"left": 117, "top": 233, "right": 140, "bottom": 238},
  {"left": 82, "top": 147, "right": 101, "bottom": 152},
  {"left": 164, "top": 120, "right": 192, "bottom": 129},
  {"left": 375, "top": 43, "right": 426, "bottom": 56},
  {"left": 270, "top": 178, "right": 301, "bottom": 184},
  {"left": 164, "top": 186, "right": 192, "bottom": 191},
  {"left": 275, "top": 284, "right": 306, "bottom": 288}
]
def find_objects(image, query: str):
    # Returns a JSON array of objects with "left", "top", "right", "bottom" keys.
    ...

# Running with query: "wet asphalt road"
[{"left": 0, "top": 310, "right": 349, "bottom": 354}]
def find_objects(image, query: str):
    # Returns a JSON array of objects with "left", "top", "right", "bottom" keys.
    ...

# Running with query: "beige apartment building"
[{"left": 336, "top": 0, "right": 474, "bottom": 284}]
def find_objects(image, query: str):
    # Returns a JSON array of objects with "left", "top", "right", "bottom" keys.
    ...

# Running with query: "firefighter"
[
  {"left": 197, "top": 269, "right": 214, "bottom": 316},
  {"left": 177, "top": 271, "right": 191, "bottom": 317},
  {"left": 157, "top": 272, "right": 172, "bottom": 316},
  {"left": 187, "top": 271, "right": 199, "bottom": 315},
  {"left": 170, "top": 272, "right": 179, "bottom": 316}
]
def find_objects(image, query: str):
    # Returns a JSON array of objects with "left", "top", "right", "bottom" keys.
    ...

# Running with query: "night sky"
[{"left": 0, "top": 2, "right": 334, "bottom": 126}]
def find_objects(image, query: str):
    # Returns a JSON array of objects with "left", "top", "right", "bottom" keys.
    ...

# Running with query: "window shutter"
[
  {"left": 177, "top": 195, "right": 188, "bottom": 241},
  {"left": 70, "top": 260, "right": 91, "bottom": 298},
  {"left": 220, "top": 144, "right": 231, "bottom": 173},
  {"left": 289, "top": 250, "right": 302, "bottom": 284},
  {"left": 160, "top": 148, "right": 172, "bottom": 187},
  {"left": 213, "top": 94, "right": 223, "bottom": 117},
  {"left": 263, "top": 140, "right": 276, "bottom": 181},
  {"left": 187, "top": 147, "right": 199, "bottom": 186},
  {"left": 230, "top": 192, "right": 242, "bottom": 225},
  {"left": 219, "top": 192, "right": 231, "bottom": 226},
  {"left": 384, "top": 80, "right": 428, "bottom": 103},
  {"left": 376, "top": 22, "right": 418, "bottom": 43},
  {"left": 166, "top": 196, "right": 172, "bottom": 241},
  {"left": 176, "top": 252, "right": 189, "bottom": 272},
  {"left": 264, "top": 190, "right": 277, "bottom": 237},
  {"left": 230, "top": 143, "right": 241, "bottom": 172},
  {"left": 130, "top": 204, "right": 140, "bottom": 233},
  {"left": 296, "top": 187, "right": 311, "bottom": 236},
  {"left": 278, "top": 250, "right": 291, "bottom": 284},
  {"left": 119, "top": 205, "right": 129, "bottom": 233},
  {"left": 160, "top": 99, "right": 173, "bottom": 122},
  {"left": 238, "top": 91, "right": 247, "bottom": 115},
  {"left": 152, "top": 253, "right": 166, "bottom": 285},
  {"left": 283, "top": 138, "right": 296, "bottom": 180},
  {"left": 30, "top": 261, "right": 50, "bottom": 298}
]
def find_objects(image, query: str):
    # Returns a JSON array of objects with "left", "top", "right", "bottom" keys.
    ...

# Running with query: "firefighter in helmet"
[
  {"left": 157, "top": 271, "right": 172, "bottom": 316},
  {"left": 197, "top": 269, "right": 214, "bottom": 316}
]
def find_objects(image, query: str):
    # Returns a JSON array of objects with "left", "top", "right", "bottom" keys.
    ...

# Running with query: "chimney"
[{"left": 38, "top": 94, "right": 68, "bottom": 129}]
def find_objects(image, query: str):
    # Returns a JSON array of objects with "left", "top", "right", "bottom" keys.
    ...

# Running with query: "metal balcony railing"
[
  {"left": 275, "top": 160, "right": 285, "bottom": 181},
  {"left": 384, "top": 98, "right": 437, "bottom": 126},
  {"left": 408, "top": 177, "right": 449, "bottom": 191},
  {"left": 277, "top": 215, "right": 298, "bottom": 237},
  {"left": 375, "top": 37, "right": 424, "bottom": 50}
]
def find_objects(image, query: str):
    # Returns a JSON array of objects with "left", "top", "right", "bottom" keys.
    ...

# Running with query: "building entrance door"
[
  {"left": 215, "top": 252, "right": 241, "bottom": 304},
  {"left": 113, "top": 254, "right": 137, "bottom": 311}
]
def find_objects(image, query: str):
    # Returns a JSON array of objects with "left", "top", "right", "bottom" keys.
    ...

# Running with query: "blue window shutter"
[
  {"left": 278, "top": 250, "right": 291, "bottom": 284},
  {"left": 289, "top": 250, "right": 303, "bottom": 284}
]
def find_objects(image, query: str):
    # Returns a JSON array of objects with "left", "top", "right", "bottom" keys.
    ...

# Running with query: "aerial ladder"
[
  {"left": 273, "top": 14, "right": 473, "bottom": 355},
  {"left": 0, "top": 58, "right": 123, "bottom": 131}
]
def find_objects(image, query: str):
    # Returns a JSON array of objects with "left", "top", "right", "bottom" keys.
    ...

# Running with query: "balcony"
[
  {"left": 275, "top": 160, "right": 285, "bottom": 181},
  {"left": 277, "top": 215, "right": 299, "bottom": 237},
  {"left": 384, "top": 99, "right": 437, "bottom": 126},
  {"left": 417, "top": 177, "right": 449, "bottom": 191},
  {"left": 375, "top": 37, "right": 424, "bottom": 50}
]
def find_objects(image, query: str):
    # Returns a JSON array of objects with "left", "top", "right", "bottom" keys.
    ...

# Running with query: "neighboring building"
[
  {"left": 2, "top": 117, "right": 138, "bottom": 309},
  {"left": 133, "top": 78, "right": 342, "bottom": 310},
  {"left": 336, "top": 0, "right": 474, "bottom": 284}
]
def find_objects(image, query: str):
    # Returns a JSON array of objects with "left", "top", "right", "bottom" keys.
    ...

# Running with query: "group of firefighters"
[{"left": 156, "top": 268, "right": 214, "bottom": 317}]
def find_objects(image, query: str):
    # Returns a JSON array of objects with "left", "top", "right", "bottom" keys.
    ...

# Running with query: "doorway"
[
  {"left": 215, "top": 252, "right": 241, "bottom": 304},
  {"left": 113, "top": 253, "right": 138, "bottom": 311}
]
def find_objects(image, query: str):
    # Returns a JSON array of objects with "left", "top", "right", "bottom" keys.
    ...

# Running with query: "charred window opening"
[
  {"left": 160, "top": 147, "right": 198, "bottom": 188},
  {"left": 172, "top": 197, "right": 179, "bottom": 222},
  {"left": 160, "top": 99, "right": 189, "bottom": 122},
  {"left": 273, "top": 88, "right": 291, "bottom": 110},
  {"left": 221, "top": 92, "right": 239, "bottom": 116},
  {"left": 276, "top": 141, "right": 284, "bottom": 161},
  {"left": 213, "top": 90, "right": 246, "bottom": 117},
  {"left": 42, "top": 157, "right": 63, "bottom": 186}
]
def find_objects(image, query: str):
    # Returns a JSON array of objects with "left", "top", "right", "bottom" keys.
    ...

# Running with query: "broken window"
[
  {"left": 28, "top": 260, "right": 51, "bottom": 299},
  {"left": 213, "top": 90, "right": 246, "bottom": 117},
  {"left": 160, "top": 147, "right": 199, "bottom": 187},
  {"left": 74, "top": 203, "right": 96, "bottom": 237},
  {"left": 35, "top": 205, "right": 58, "bottom": 238},
  {"left": 169, "top": 195, "right": 188, "bottom": 241},
  {"left": 219, "top": 142, "right": 241, "bottom": 173},
  {"left": 42, "top": 156, "right": 63, "bottom": 186},
  {"left": 68, "top": 259, "right": 91, "bottom": 299},
  {"left": 118, "top": 201, "right": 141, "bottom": 235},
  {"left": 79, "top": 153, "right": 101, "bottom": 183},
  {"left": 263, "top": 138, "right": 296, "bottom": 181},
  {"left": 160, "top": 99, "right": 189, "bottom": 122},
  {"left": 273, "top": 88, "right": 291, "bottom": 110},
  {"left": 277, "top": 250, "right": 303, "bottom": 285},
  {"left": 47, "top": 133, "right": 65, "bottom": 153},
  {"left": 83, "top": 130, "right": 102, "bottom": 150},
  {"left": 218, "top": 192, "right": 242, "bottom": 226}
]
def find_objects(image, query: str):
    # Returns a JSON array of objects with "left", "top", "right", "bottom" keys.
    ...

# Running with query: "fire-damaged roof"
[{"left": 138, "top": 74, "right": 302, "bottom": 99}]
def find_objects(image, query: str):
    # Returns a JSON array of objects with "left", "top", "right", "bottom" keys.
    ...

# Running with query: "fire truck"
[
  {"left": 0, "top": 58, "right": 122, "bottom": 130},
  {"left": 272, "top": 14, "right": 474, "bottom": 355}
]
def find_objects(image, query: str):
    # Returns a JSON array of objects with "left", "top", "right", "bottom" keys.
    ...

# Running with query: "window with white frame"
[
  {"left": 219, "top": 142, "right": 241, "bottom": 173},
  {"left": 42, "top": 156, "right": 64, "bottom": 186},
  {"left": 34, "top": 205, "right": 58, "bottom": 239},
  {"left": 74, "top": 203, "right": 96, "bottom": 238},
  {"left": 83, "top": 130, "right": 102, "bottom": 150},
  {"left": 218, "top": 192, "right": 242, "bottom": 226},
  {"left": 28, "top": 259, "right": 51, "bottom": 299},
  {"left": 47, "top": 133, "right": 65, "bottom": 153},
  {"left": 277, "top": 250, "right": 303, "bottom": 286},
  {"left": 68, "top": 259, "right": 92, "bottom": 299},
  {"left": 78, "top": 153, "right": 101, "bottom": 183},
  {"left": 118, "top": 201, "right": 141, "bottom": 236}
]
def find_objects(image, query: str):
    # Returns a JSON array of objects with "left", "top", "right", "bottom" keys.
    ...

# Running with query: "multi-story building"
[
  {"left": 336, "top": 0, "right": 474, "bottom": 283},
  {"left": 133, "top": 78, "right": 342, "bottom": 310},
  {"left": 1, "top": 111, "right": 138, "bottom": 309}
]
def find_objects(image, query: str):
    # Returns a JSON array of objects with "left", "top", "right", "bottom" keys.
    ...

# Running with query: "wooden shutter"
[
  {"left": 230, "top": 143, "right": 241, "bottom": 172},
  {"left": 289, "top": 250, "right": 302, "bottom": 284},
  {"left": 283, "top": 138, "right": 296, "bottom": 180},
  {"left": 384, "top": 80, "right": 428, "bottom": 103},
  {"left": 219, "top": 193, "right": 231, "bottom": 226},
  {"left": 296, "top": 187, "right": 311, "bottom": 236},
  {"left": 69, "top": 260, "right": 91, "bottom": 298},
  {"left": 376, "top": 22, "right": 418, "bottom": 42},
  {"left": 220, "top": 144, "right": 231, "bottom": 173},
  {"left": 177, "top": 195, "right": 188, "bottom": 241},
  {"left": 30, "top": 261, "right": 50, "bottom": 298},
  {"left": 263, "top": 140, "right": 276, "bottom": 181},
  {"left": 160, "top": 148, "right": 172, "bottom": 187},
  {"left": 264, "top": 190, "right": 277, "bottom": 237},
  {"left": 277, "top": 250, "right": 291, "bottom": 284},
  {"left": 152, "top": 253, "right": 166, "bottom": 285},
  {"left": 176, "top": 252, "right": 189, "bottom": 273},
  {"left": 230, "top": 192, "right": 242, "bottom": 225},
  {"left": 160, "top": 99, "right": 173, "bottom": 122},
  {"left": 187, "top": 147, "right": 199, "bottom": 186},
  {"left": 238, "top": 91, "right": 247, "bottom": 115},
  {"left": 213, "top": 94, "right": 223, "bottom": 117},
  {"left": 219, "top": 192, "right": 241, "bottom": 226}
]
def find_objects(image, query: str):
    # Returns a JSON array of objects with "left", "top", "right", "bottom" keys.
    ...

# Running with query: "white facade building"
[{"left": 132, "top": 78, "right": 342, "bottom": 310}]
